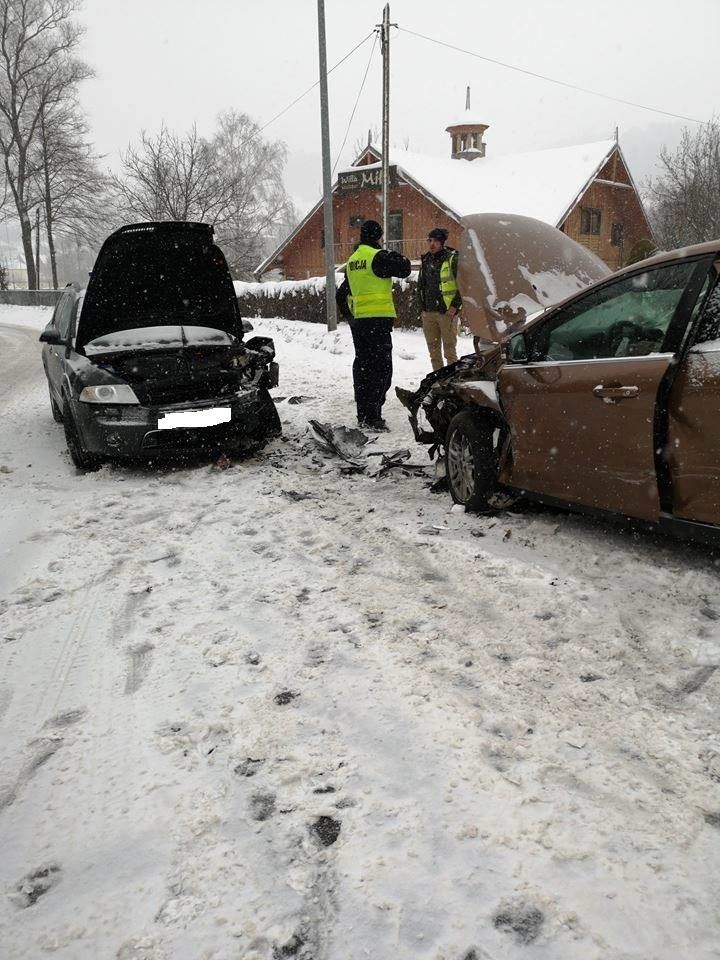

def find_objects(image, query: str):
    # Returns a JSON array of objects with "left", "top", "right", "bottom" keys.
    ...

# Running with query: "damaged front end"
[
  {"left": 398, "top": 212, "right": 611, "bottom": 458},
  {"left": 396, "top": 340, "right": 503, "bottom": 454}
]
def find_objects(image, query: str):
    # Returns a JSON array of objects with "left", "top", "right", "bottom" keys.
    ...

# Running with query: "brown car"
[{"left": 398, "top": 214, "right": 720, "bottom": 545}]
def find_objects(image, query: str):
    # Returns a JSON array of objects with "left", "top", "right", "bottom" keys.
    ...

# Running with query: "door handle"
[{"left": 593, "top": 384, "right": 640, "bottom": 400}]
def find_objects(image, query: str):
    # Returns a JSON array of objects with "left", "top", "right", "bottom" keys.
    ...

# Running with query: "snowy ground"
[{"left": 1, "top": 304, "right": 720, "bottom": 960}]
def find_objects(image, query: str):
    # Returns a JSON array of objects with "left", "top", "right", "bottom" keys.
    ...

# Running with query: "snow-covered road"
[{"left": 1, "top": 305, "right": 719, "bottom": 960}]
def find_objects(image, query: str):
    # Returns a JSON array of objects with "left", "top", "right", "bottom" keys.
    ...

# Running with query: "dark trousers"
[{"left": 350, "top": 318, "right": 393, "bottom": 422}]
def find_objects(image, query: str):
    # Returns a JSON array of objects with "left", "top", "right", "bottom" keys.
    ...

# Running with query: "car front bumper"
[{"left": 71, "top": 387, "right": 278, "bottom": 459}]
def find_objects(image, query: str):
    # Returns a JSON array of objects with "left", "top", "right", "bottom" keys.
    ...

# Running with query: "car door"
[
  {"left": 498, "top": 258, "right": 708, "bottom": 521},
  {"left": 45, "top": 292, "right": 73, "bottom": 400},
  {"left": 666, "top": 266, "right": 720, "bottom": 525}
]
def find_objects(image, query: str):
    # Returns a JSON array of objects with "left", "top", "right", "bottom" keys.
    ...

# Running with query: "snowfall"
[{"left": 1, "top": 305, "right": 719, "bottom": 960}]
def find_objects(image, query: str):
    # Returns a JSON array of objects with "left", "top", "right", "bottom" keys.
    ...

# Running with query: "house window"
[
  {"left": 460, "top": 134, "right": 468, "bottom": 151},
  {"left": 611, "top": 223, "right": 625, "bottom": 247},
  {"left": 580, "top": 207, "right": 602, "bottom": 235},
  {"left": 388, "top": 210, "right": 403, "bottom": 253},
  {"left": 471, "top": 132, "right": 479, "bottom": 149}
]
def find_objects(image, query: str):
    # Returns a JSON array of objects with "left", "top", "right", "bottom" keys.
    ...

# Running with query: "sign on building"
[{"left": 338, "top": 166, "right": 397, "bottom": 193}]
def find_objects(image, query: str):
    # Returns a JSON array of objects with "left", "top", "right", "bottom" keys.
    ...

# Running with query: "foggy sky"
[{"left": 34, "top": 0, "right": 720, "bottom": 215}]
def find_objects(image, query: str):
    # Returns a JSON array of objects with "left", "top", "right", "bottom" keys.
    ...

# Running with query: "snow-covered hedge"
[{"left": 234, "top": 273, "right": 422, "bottom": 329}]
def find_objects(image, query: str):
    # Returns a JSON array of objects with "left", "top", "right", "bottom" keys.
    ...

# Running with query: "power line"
[
  {"left": 398, "top": 26, "right": 705, "bottom": 126},
  {"left": 332, "top": 29, "right": 379, "bottom": 175},
  {"left": 259, "top": 30, "right": 375, "bottom": 135}
]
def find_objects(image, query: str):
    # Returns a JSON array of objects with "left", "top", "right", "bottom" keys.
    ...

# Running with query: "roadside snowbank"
[{"left": 0, "top": 304, "right": 52, "bottom": 331}]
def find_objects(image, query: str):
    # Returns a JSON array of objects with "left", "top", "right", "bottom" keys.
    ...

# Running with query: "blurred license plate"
[{"left": 158, "top": 407, "right": 232, "bottom": 430}]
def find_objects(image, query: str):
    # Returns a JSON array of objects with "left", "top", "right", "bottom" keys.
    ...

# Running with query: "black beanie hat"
[
  {"left": 360, "top": 219, "right": 383, "bottom": 243},
  {"left": 428, "top": 227, "right": 449, "bottom": 243}
]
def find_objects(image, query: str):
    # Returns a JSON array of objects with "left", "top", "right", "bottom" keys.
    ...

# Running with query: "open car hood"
[
  {"left": 457, "top": 213, "right": 611, "bottom": 343},
  {"left": 76, "top": 222, "right": 242, "bottom": 352}
]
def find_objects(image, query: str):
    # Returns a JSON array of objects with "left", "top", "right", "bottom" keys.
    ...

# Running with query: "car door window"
[
  {"left": 55, "top": 294, "right": 73, "bottom": 340},
  {"left": 692, "top": 277, "right": 720, "bottom": 347},
  {"left": 531, "top": 261, "right": 697, "bottom": 362}
]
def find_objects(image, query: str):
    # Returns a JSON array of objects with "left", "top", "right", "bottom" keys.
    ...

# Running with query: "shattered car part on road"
[{"left": 308, "top": 420, "right": 427, "bottom": 478}]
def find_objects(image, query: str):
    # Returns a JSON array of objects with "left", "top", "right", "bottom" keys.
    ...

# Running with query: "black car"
[{"left": 40, "top": 221, "right": 280, "bottom": 470}]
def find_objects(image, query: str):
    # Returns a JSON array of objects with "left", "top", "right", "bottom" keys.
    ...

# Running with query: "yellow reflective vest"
[
  {"left": 440, "top": 250, "right": 460, "bottom": 311},
  {"left": 346, "top": 244, "right": 396, "bottom": 319}
]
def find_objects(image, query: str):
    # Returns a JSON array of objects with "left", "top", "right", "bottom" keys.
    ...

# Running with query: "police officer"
[
  {"left": 336, "top": 219, "right": 411, "bottom": 431},
  {"left": 417, "top": 226, "right": 462, "bottom": 370}
]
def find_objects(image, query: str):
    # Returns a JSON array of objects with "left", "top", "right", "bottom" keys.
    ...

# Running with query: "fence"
[
  {"left": 0, "top": 280, "right": 426, "bottom": 327},
  {"left": 0, "top": 289, "right": 63, "bottom": 307},
  {"left": 235, "top": 273, "right": 422, "bottom": 329}
]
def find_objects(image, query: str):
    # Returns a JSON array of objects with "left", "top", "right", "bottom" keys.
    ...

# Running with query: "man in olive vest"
[
  {"left": 336, "top": 219, "right": 411, "bottom": 431},
  {"left": 417, "top": 227, "right": 462, "bottom": 370}
]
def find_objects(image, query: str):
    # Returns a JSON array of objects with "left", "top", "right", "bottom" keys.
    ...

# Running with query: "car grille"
[
  {"left": 134, "top": 374, "right": 239, "bottom": 407},
  {"left": 142, "top": 420, "right": 239, "bottom": 450}
]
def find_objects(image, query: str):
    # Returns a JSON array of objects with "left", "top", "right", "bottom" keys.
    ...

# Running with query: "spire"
[{"left": 465, "top": 85, "right": 471, "bottom": 112}]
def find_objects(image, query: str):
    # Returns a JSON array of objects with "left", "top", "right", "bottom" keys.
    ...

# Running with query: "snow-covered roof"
[
  {"left": 376, "top": 138, "right": 617, "bottom": 226},
  {"left": 255, "top": 138, "right": 619, "bottom": 277},
  {"left": 446, "top": 111, "right": 488, "bottom": 129}
]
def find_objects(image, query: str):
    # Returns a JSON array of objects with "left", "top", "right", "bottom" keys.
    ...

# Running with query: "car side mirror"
[
  {"left": 242, "top": 319, "right": 254, "bottom": 334},
  {"left": 507, "top": 332, "right": 528, "bottom": 363},
  {"left": 39, "top": 326, "right": 67, "bottom": 346}
]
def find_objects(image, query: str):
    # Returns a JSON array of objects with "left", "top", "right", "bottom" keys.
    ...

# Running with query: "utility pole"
[
  {"left": 316, "top": 0, "right": 337, "bottom": 331},
  {"left": 380, "top": 3, "right": 391, "bottom": 245}
]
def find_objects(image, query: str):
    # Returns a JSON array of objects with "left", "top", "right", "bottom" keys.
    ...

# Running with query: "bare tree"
[
  {"left": 31, "top": 98, "right": 108, "bottom": 286},
  {"left": 0, "top": 0, "right": 92, "bottom": 288},
  {"left": 212, "top": 110, "right": 296, "bottom": 279},
  {"left": 114, "top": 123, "right": 231, "bottom": 224},
  {"left": 113, "top": 112, "right": 297, "bottom": 280},
  {"left": 647, "top": 119, "right": 720, "bottom": 249}
]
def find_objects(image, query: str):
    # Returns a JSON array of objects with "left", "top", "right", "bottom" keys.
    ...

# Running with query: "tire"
[
  {"left": 49, "top": 388, "right": 63, "bottom": 423},
  {"left": 445, "top": 409, "right": 497, "bottom": 510},
  {"left": 63, "top": 403, "right": 102, "bottom": 472}
]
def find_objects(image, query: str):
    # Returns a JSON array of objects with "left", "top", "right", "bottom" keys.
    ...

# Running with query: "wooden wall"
[
  {"left": 561, "top": 151, "right": 653, "bottom": 270},
  {"left": 269, "top": 183, "right": 461, "bottom": 279}
]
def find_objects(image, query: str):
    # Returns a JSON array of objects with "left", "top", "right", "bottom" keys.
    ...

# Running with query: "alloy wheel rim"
[{"left": 447, "top": 431, "right": 475, "bottom": 503}]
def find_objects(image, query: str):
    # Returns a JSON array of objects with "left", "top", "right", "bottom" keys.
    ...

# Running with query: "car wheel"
[
  {"left": 63, "top": 404, "right": 102, "bottom": 472},
  {"left": 445, "top": 409, "right": 497, "bottom": 510},
  {"left": 49, "top": 388, "right": 63, "bottom": 423}
]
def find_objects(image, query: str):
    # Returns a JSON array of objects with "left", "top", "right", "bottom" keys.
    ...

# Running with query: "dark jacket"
[
  {"left": 417, "top": 245, "right": 462, "bottom": 313},
  {"left": 336, "top": 241, "right": 411, "bottom": 322}
]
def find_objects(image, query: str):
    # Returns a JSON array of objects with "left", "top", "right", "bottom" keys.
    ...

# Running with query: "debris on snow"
[
  {"left": 274, "top": 690, "right": 300, "bottom": 706},
  {"left": 492, "top": 899, "right": 545, "bottom": 943},
  {"left": 11, "top": 864, "right": 61, "bottom": 908},
  {"left": 310, "top": 816, "right": 341, "bottom": 847}
]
